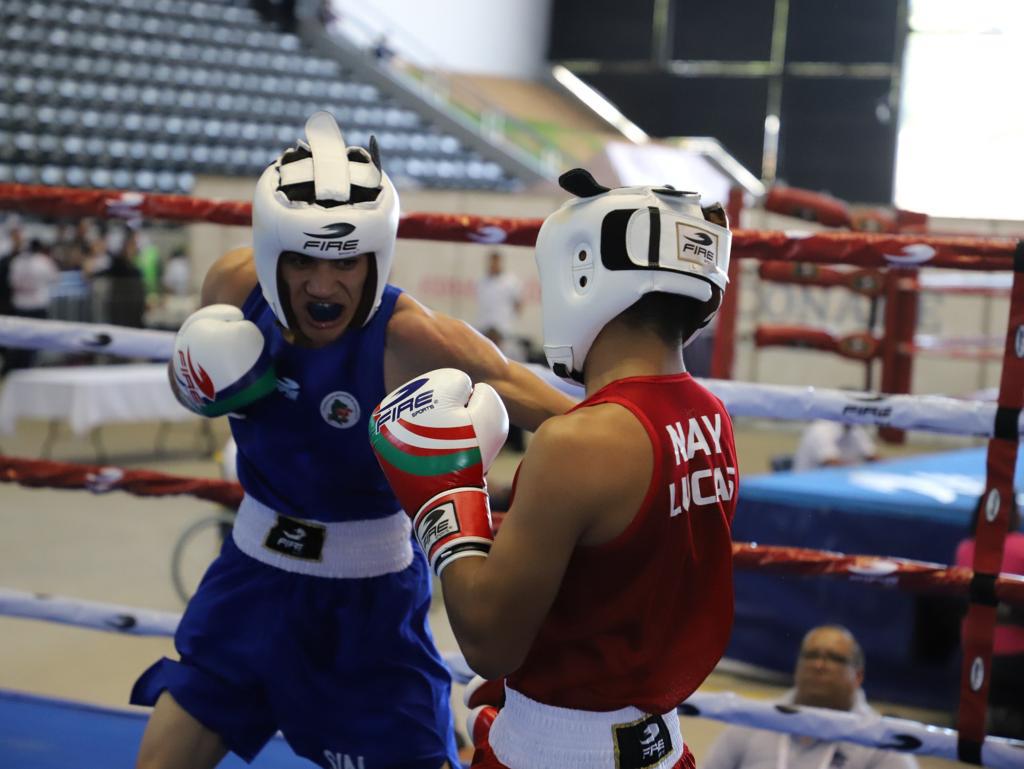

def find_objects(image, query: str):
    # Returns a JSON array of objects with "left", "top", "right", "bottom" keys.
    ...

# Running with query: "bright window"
[{"left": 894, "top": 1, "right": 1024, "bottom": 219}]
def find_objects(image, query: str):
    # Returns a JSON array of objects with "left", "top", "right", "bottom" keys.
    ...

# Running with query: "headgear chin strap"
[
  {"left": 252, "top": 111, "right": 399, "bottom": 330},
  {"left": 535, "top": 168, "right": 732, "bottom": 384}
]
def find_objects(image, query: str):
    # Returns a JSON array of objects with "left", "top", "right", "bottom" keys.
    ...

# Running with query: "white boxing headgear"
[
  {"left": 252, "top": 111, "right": 399, "bottom": 329},
  {"left": 535, "top": 168, "right": 732, "bottom": 383}
]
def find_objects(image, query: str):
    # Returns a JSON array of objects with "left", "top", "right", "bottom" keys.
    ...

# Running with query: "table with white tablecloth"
[{"left": 0, "top": 364, "right": 208, "bottom": 458}]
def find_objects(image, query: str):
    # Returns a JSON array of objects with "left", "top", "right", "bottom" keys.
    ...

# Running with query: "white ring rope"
[
  {"left": 674, "top": 691, "right": 1023, "bottom": 768},
  {"left": 0, "top": 587, "right": 179, "bottom": 636},
  {"left": 0, "top": 315, "right": 1011, "bottom": 438},
  {"left": 528, "top": 364, "right": 1004, "bottom": 438},
  {"left": 1, "top": 588, "right": 1020, "bottom": 767},
  {"left": 0, "top": 314, "right": 173, "bottom": 360},
  {"left": 704, "top": 377, "right": 998, "bottom": 436}
]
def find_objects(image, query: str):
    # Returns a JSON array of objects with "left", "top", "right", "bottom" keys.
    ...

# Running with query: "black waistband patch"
[
  {"left": 613, "top": 713, "right": 673, "bottom": 769},
  {"left": 264, "top": 515, "right": 326, "bottom": 561}
]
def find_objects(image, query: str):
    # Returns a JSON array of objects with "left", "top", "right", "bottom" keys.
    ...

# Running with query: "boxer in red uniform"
[{"left": 370, "top": 168, "right": 738, "bottom": 769}]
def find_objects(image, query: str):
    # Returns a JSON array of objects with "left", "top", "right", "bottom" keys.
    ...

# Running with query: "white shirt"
[
  {"left": 9, "top": 251, "right": 59, "bottom": 311},
  {"left": 703, "top": 690, "right": 918, "bottom": 769},
  {"left": 476, "top": 272, "right": 522, "bottom": 337},
  {"left": 162, "top": 257, "right": 191, "bottom": 296},
  {"left": 792, "top": 420, "right": 876, "bottom": 472}
]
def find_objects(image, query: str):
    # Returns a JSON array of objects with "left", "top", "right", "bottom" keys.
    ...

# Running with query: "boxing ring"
[{"left": 1, "top": 181, "right": 1023, "bottom": 768}]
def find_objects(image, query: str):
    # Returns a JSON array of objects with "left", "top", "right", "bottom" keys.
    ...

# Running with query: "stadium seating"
[{"left": 0, "top": 0, "right": 517, "bottom": 192}]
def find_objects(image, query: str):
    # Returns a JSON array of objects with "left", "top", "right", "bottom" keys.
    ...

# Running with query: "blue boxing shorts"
[{"left": 132, "top": 536, "right": 459, "bottom": 768}]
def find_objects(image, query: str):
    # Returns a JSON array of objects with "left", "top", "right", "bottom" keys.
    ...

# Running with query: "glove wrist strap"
[{"left": 412, "top": 487, "right": 494, "bottom": 576}]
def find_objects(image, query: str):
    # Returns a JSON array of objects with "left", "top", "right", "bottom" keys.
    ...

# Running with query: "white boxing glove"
[{"left": 172, "top": 304, "right": 276, "bottom": 417}]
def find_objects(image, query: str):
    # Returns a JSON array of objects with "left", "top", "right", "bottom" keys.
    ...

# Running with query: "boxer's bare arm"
[
  {"left": 439, "top": 404, "right": 652, "bottom": 679},
  {"left": 200, "top": 247, "right": 259, "bottom": 308},
  {"left": 385, "top": 293, "right": 576, "bottom": 431}
]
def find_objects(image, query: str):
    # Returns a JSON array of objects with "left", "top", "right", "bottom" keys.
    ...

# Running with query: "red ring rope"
[
  {"left": 4, "top": 454, "right": 1021, "bottom": 606},
  {"left": 754, "top": 326, "right": 881, "bottom": 361},
  {"left": 0, "top": 183, "right": 1016, "bottom": 268}
]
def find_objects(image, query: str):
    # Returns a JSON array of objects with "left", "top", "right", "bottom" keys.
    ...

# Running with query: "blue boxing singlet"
[{"left": 231, "top": 283, "right": 403, "bottom": 522}]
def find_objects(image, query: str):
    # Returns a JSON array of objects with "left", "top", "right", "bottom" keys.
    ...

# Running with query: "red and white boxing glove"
[
  {"left": 467, "top": 705, "right": 499, "bottom": 750},
  {"left": 464, "top": 675, "right": 505, "bottom": 750},
  {"left": 369, "top": 368, "right": 508, "bottom": 576},
  {"left": 172, "top": 305, "right": 276, "bottom": 417}
]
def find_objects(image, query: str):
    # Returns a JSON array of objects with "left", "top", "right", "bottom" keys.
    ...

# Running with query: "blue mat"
[
  {"left": 0, "top": 689, "right": 316, "bottom": 769},
  {"left": 738, "top": 446, "right": 1019, "bottom": 522},
  {"left": 728, "top": 447, "right": 1024, "bottom": 710}
]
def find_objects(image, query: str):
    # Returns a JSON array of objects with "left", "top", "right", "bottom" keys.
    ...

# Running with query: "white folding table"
[{"left": 0, "top": 364, "right": 210, "bottom": 459}]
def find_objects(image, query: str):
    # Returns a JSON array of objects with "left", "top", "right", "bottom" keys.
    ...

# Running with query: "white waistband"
[
  {"left": 489, "top": 686, "right": 683, "bottom": 769},
  {"left": 232, "top": 494, "right": 414, "bottom": 578}
]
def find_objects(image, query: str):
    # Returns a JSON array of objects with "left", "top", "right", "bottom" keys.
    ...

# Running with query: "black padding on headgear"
[
  {"left": 280, "top": 145, "right": 311, "bottom": 166},
  {"left": 600, "top": 209, "right": 635, "bottom": 270},
  {"left": 276, "top": 144, "right": 341, "bottom": 207},
  {"left": 559, "top": 168, "right": 611, "bottom": 198},
  {"left": 369, "top": 135, "right": 382, "bottom": 171},
  {"left": 652, "top": 185, "right": 693, "bottom": 198},
  {"left": 647, "top": 206, "right": 660, "bottom": 266}
]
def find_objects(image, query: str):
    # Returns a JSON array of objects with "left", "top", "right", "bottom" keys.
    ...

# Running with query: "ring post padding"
[{"left": 958, "top": 238, "right": 1024, "bottom": 759}]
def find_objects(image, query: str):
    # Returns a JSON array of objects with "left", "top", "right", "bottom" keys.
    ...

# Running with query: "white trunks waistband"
[
  {"left": 232, "top": 494, "right": 414, "bottom": 578},
  {"left": 489, "top": 685, "right": 684, "bottom": 769}
]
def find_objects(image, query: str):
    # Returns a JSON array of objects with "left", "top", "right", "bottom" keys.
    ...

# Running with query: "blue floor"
[{"left": 0, "top": 689, "right": 316, "bottom": 769}]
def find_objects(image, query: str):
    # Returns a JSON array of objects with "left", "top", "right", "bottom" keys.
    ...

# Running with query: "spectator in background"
[
  {"left": 792, "top": 420, "right": 878, "bottom": 472},
  {"left": 156, "top": 246, "right": 198, "bottom": 329},
  {"left": 90, "top": 228, "right": 146, "bottom": 328},
  {"left": 954, "top": 496, "right": 1024, "bottom": 739},
  {"left": 47, "top": 220, "right": 93, "bottom": 323},
  {"left": 162, "top": 246, "right": 191, "bottom": 297},
  {"left": 0, "top": 216, "right": 25, "bottom": 373},
  {"left": 70, "top": 219, "right": 96, "bottom": 270},
  {"left": 134, "top": 228, "right": 163, "bottom": 304},
  {"left": 51, "top": 222, "right": 75, "bottom": 270},
  {"left": 317, "top": 0, "right": 336, "bottom": 27},
  {"left": 9, "top": 238, "right": 58, "bottom": 317},
  {"left": 476, "top": 250, "right": 523, "bottom": 354},
  {"left": 704, "top": 625, "right": 919, "bottom": 769},
  {"left": 476, "top": 249, "right": 525, "bottom": 450},
  {"left": 83, "top": 221, "right": 114, "bottom": 278},
  {"left": 0, "top": 214, "right": 24, "bottom": 315},
  {"left": 372, "top": 33, "right": 395, "bottom": 63},
  {"left": 4, "top": 238, "right": 59, "bottom": 373}
]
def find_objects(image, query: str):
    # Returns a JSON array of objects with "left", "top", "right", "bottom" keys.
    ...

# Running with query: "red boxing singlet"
[{"left": 508, "top": 373, "right": 737, "bottom": 713}]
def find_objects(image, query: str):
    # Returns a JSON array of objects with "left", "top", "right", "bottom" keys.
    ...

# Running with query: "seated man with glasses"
[{"left": 703, "top": 625, "right": 919, "bottom": 769}]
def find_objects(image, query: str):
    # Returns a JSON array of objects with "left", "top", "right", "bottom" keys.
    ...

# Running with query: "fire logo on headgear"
[{"left": 303, "top": 222, "right": 360, "bottom": 253}]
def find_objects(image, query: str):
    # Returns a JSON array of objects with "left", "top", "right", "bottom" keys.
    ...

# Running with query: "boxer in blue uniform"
[{"left": 131, "top": 112, "right": 574, "bottom": 769}]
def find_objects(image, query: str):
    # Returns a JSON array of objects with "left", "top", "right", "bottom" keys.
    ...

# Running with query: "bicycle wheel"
[{"left": 171, "top": 510, "right": 235, "bottom": 604}]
